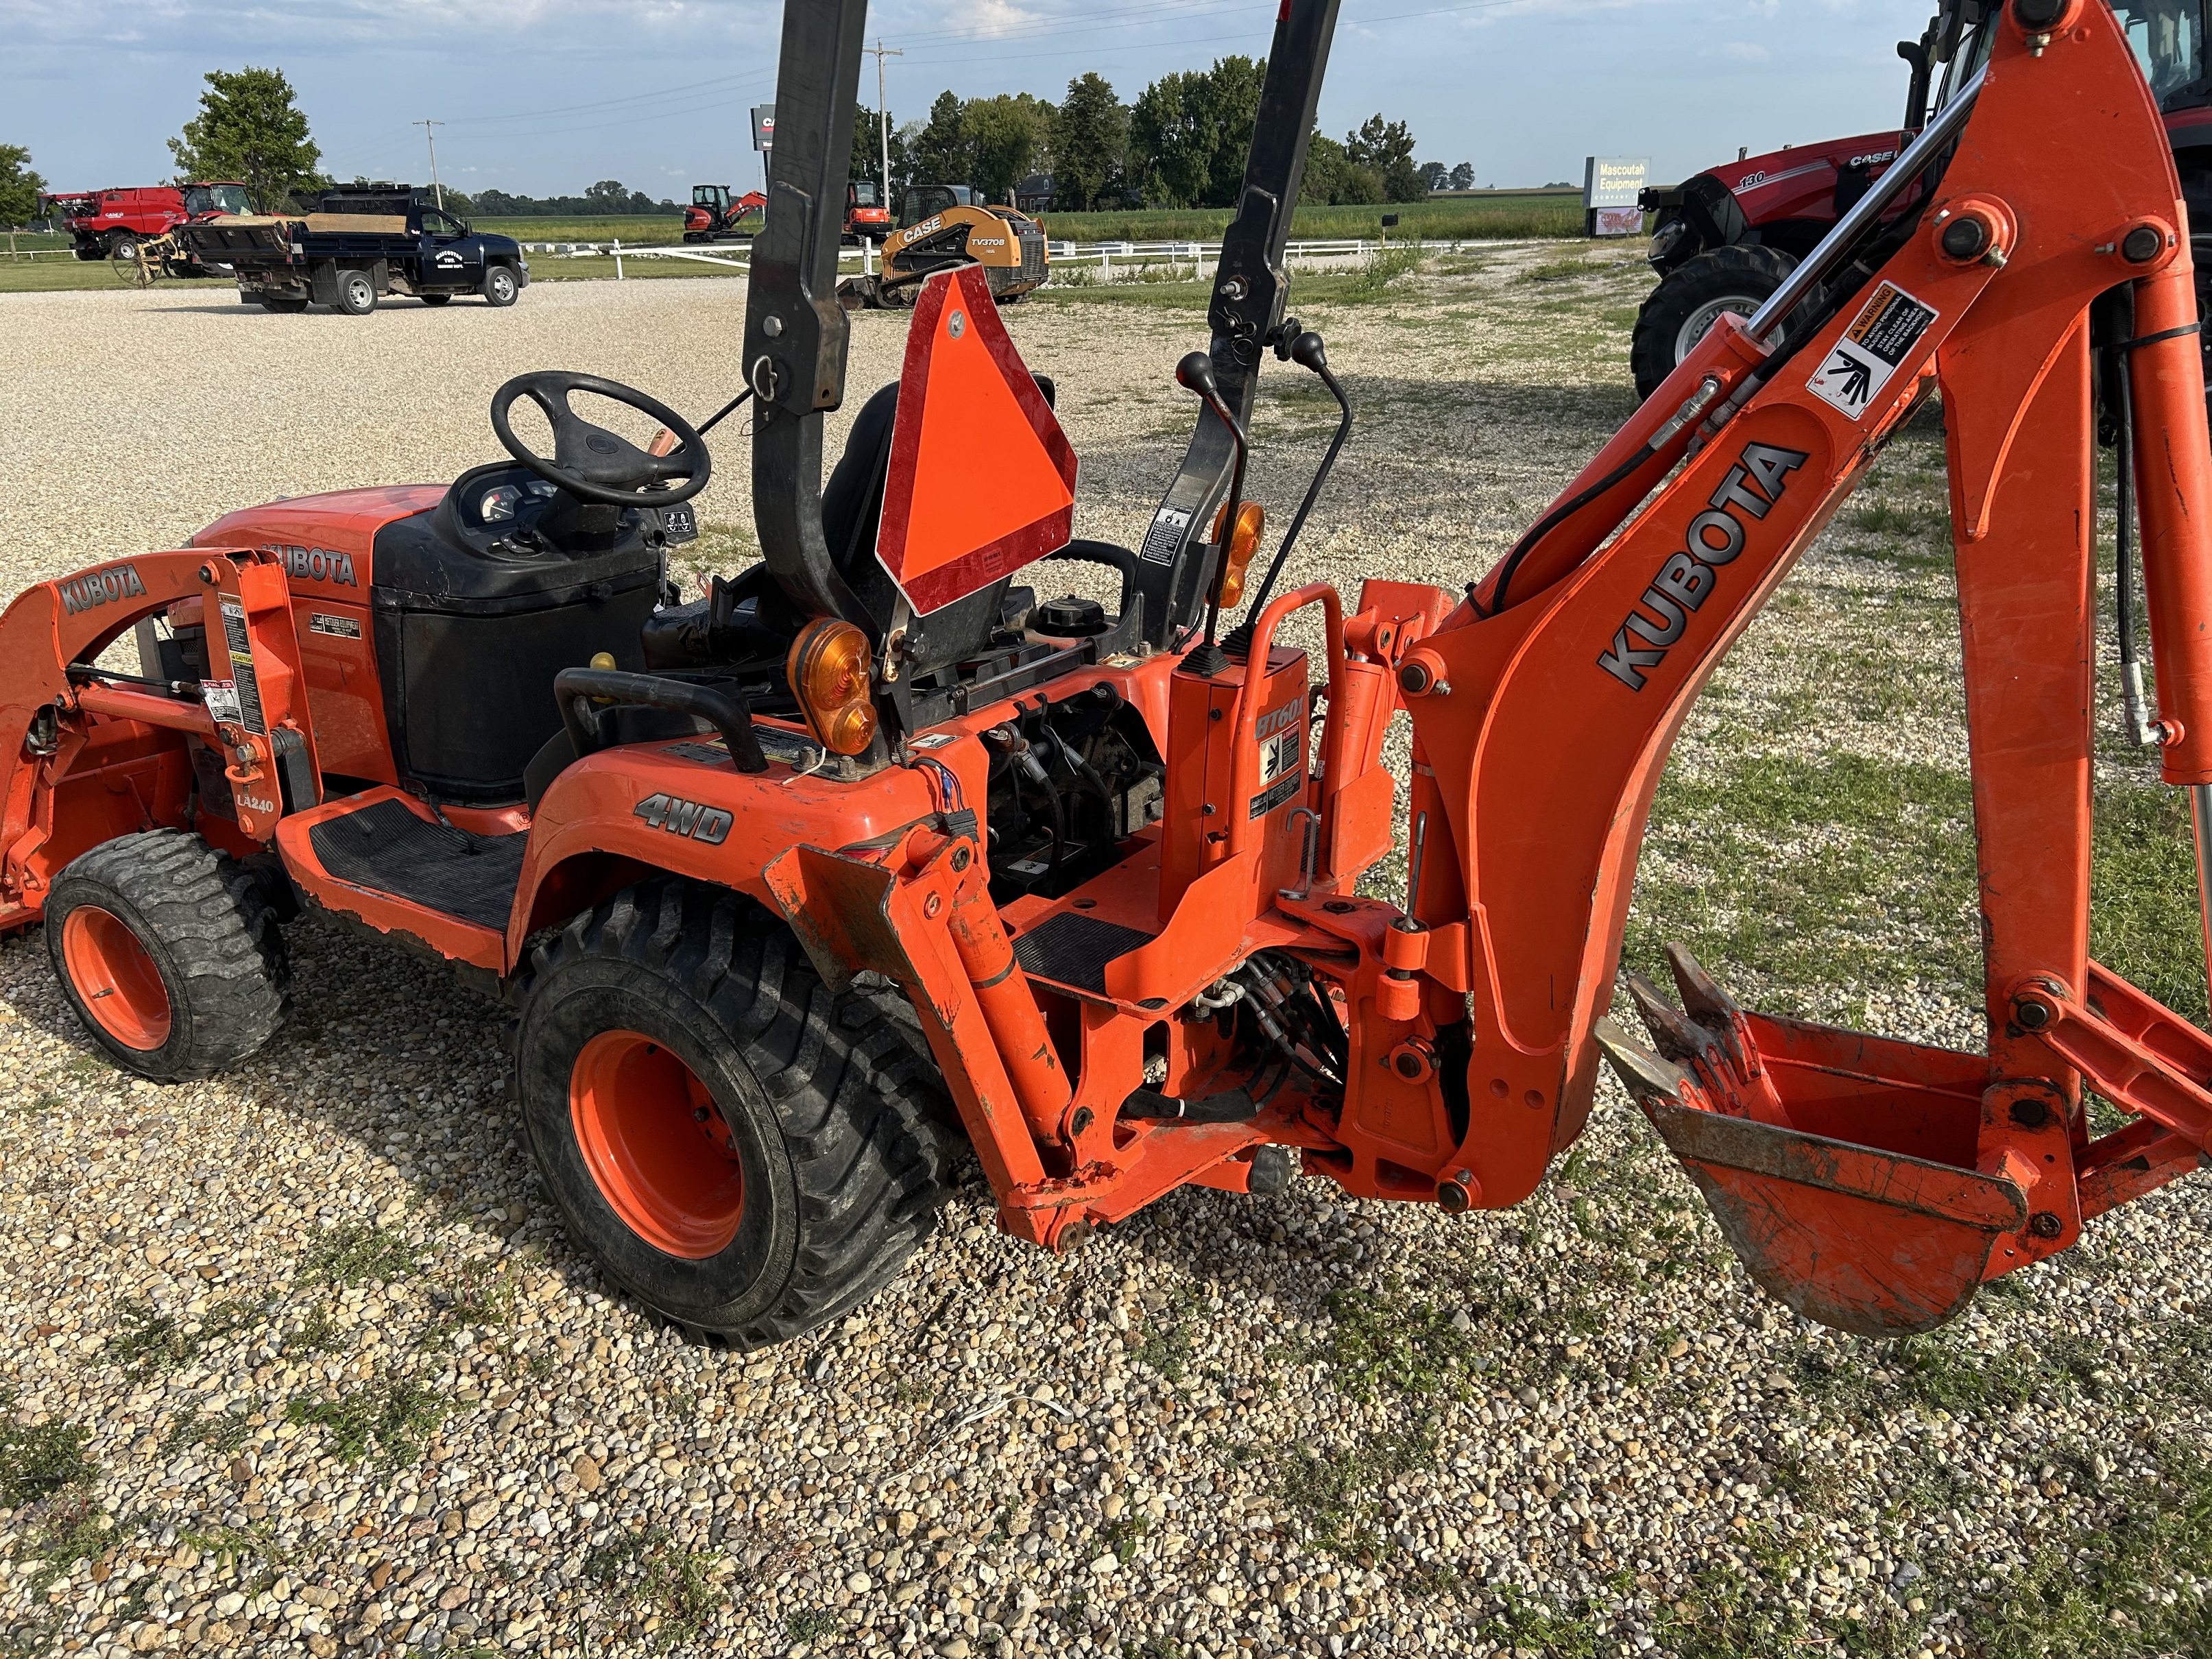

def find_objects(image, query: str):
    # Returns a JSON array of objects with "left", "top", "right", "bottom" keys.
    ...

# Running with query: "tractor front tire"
[
  {"left": 45, "top": 831, "right": 290, "bottom": 1082},
  {"left": 1630, "top": 243, "right": 1795, "bottom": 402},
  {"left": 516, "top": 880, "right": 952, "bottom": 1347}
]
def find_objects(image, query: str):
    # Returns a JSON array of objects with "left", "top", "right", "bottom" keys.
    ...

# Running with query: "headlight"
[{"left": 1648, "top": 220, "right": 1691, "bottom": 267}]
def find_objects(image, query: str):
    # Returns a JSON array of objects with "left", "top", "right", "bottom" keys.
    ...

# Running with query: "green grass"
[
  {"left": 1271, "top": 1422, "right": 1436, "bottom": 1559},
  {"left": 104, "top": 1293, "right": 272, "bottom": 1379},
  {"left": 524, "top": 253, "right": 746, "bottom": 285},
  {"left": 302, "top": 1220, "right": 416, "bottom": 1287},
  {"left": 283, "top": 1381, "right": 444, "bottom": 1464},
  {"left": 0, "top": 1392, "right": 96, "bottom": 1506},
  {"left": 1627, "top": 749, "right": 1980, "bottom": 1022},
  {"left": 1039, "top": 191, "right": 1583, "bottom": 244},
  {"left": 472, "top": 215, "right": 686, "bottom": 243},
  {"left": 586, "top": 1526, "right": 723, "bottom": 1651},
  {"left": 0, "top": 257, "right": 138, "bottom": 295}
]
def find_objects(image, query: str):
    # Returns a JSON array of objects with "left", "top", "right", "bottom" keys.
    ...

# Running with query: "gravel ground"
[{"left": 0, "top": 256, "right": 2208, "bottom": 1659}]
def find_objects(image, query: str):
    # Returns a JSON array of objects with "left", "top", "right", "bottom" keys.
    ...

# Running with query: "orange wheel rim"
[
  {"left": 60, "top": 906, "right": 172, "bottom": 1050},
  {"left": 569, "top": 1030, "right": 744, "bottom": 1258}
]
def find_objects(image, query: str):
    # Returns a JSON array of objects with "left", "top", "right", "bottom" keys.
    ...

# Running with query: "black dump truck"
[{"left": 178, "top": 185, "right": 531, "bottom": 315}]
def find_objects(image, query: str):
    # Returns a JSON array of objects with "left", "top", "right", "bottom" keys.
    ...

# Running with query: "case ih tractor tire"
[
  {"left": 516, "top": 880, "right": 952, "bottom": 1346},
  {"left": 45, "top": 831, "right": 291, "bottom": 1083},
  {"left": 263, "top": 294, "right": 310, "bottom": 314},
  {"left": 484, "top": 266, "right": 520, "bottom": 308},
  {"left": 335, "top": 270, "right": 378, "bottom": 315},
  {"left": 1631, "top": 244, "right": 1796, "bottom": 401},
  {"left": 420, "top": 293, "right": 453, "bottom": 306}
]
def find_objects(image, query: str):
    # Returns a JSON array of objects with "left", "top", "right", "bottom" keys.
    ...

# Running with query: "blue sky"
[{"left": 9, "top": 0, "right": 1934, "bottom": 199}]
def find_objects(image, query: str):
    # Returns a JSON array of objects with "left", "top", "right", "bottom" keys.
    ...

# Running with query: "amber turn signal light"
[
  {"left": 787, "top": 618, "right": 880, "bottom": 756},
  {"left": 1211, "top": 500, "right": 1266, "bottom": 609}
]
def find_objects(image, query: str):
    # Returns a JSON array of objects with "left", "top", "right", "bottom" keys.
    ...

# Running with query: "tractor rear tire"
[
  {"left": 1630, "top": 243, "right": 1795, "bottom": 402},
  {"left": 420, "top": 293, "right": 453, "bottom": 306},
  {"left": 516, "top": 879, "right": 952, "bottom": 1347},
  {"left": 45, "top": 830, "right": 290, "bottom": 1083}
]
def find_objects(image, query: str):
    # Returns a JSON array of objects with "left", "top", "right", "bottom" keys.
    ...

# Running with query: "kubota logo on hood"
[
  {"left": 59, "top": 565, "right": 148, "bottom": 616},
  {"left": 265, "top": 544, "right": 359, "bottom": 586}
]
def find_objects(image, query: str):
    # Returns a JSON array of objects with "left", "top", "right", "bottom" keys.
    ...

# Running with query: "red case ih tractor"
[
  {"left": 41, "top": 182, "right": 252, "bottom": 274},
  {"left": 6, "top": 0, "right": 2211, "bottom": 1352},
  {"left": 1632, "top": 0, "right": 2212, "bottom": 401}
]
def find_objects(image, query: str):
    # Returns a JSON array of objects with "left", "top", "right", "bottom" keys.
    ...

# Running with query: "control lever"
[
  {"left": 1224, "top": 330, "right": 1354, "bottom": 655},
  {"left": 1175, "top": 350, "right": 1250, "bottom": 671}
]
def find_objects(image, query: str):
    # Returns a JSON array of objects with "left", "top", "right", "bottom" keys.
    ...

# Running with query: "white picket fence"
[{"left": 510, "top": 234, "right": 1538, "bottom": 283}]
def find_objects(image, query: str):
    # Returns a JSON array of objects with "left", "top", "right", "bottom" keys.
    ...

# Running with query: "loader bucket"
[{"left": 1596, "top": 971, "right": 2028, "bottom": 1336}]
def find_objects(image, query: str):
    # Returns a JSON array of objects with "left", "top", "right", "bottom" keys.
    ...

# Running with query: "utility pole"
[
  {"left": 863, "top": 39, "right": 902, "bottom": 211},
  {"left": 414, "top": 119, "right": 446, "bottom": 210}
]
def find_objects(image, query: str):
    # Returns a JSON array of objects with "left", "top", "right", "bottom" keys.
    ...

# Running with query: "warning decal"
[
  {"left": 1807, "top": 282, "right": 1938, "bottom": 420},
  {"left": 1139, "top": 506, "right": 1191, "bottom": 567}
]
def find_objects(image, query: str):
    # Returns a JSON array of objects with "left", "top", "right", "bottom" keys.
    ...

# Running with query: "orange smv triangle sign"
[{"left": 875, "top": 264, "right": 1077, "bottom": 615}]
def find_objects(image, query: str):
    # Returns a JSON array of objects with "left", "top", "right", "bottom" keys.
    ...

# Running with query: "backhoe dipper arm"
[
  {"left": 1365, "top": 1, "right": 2212, "bottom": 1333},
  {"left": 745, "top": 0, "right": 873, "bottom": 630},
  {"left": 1133, "top": 0, "right": 1341, "bottom": 646}
]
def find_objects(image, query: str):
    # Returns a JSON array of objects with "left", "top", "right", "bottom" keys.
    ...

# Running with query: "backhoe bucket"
[{"left": 1596, "top": 950, "right": 2026, "bottom": 1336}]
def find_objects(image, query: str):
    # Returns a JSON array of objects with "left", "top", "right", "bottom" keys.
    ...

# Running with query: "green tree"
[
  {"left": 850, "top": 103, "right": 912, "bottom": 202},
  {"left": 0, "top": 145, "right": 46, "bottom": 256},
  {"left": 1448, "top": 161, "right": 1474, "bottom": 191},
  {"left": 167, "top": 66, "right": 323, "bottom": 213},
  {"left": 911, "top": 91, "right": 971, "bottom": 189},
  {"left": 1301, "top": 132, "right": 1379, "bottom": 206},
  {"left": 1417, "top": 160, "right": 1446, "bottom": 192},
  {"left": 1345, "top": 113, "right": 1423, "bottom": 202},
  {"left": 1053, "top": 73, "right": 1127, "bottom": 211},
  {"left": 966, "top": 93, "right": 1054, "bottom": 201},
  {"left": 1201, "top": 56, "right": 1266, "bottom": 209},
  {"left": 1130, "top": 57, "right": 1267, "bottom": 208}
]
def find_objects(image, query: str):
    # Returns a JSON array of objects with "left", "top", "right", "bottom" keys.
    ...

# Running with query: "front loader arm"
[{"left": 1397, "top": 0, "right": 2212, "bottom": 1281}]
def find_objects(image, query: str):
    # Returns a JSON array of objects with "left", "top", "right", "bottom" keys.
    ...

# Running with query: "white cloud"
[{"left": 1708, "top": 39, "right": 1771, "bottom": 60}]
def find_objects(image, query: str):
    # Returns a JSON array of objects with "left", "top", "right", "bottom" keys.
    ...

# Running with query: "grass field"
[
  {"left": 472, "top": 193, "right": 1584, "bottom": 247},
  {"left": 1039, "top": 190, "right": 1583, "bottom": 243},
  {"left": 472, "top": 215, "right": 685, "bottom": 244}
]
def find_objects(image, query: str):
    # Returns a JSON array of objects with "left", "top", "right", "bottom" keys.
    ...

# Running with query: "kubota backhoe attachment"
[{"left": 1386, "top": 0, "right": 2212, "bottom": 1334}]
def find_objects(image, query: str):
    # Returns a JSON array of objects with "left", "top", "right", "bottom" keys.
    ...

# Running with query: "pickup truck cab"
[{"left": 180, "top": 186, "right": 530, "bottom": 315}]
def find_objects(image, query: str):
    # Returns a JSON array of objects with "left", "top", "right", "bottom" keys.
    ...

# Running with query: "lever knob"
[
  {"left": 1175, "top": 350, "right": 1220, "bottom": 398},
  {"left": 1290, "top": 331, "right": 1329, "bottom": 373}
]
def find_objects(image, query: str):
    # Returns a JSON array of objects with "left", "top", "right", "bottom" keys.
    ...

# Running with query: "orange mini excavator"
[{"left": 0, "top": 0, "right": 2207, "bottom": 1346}]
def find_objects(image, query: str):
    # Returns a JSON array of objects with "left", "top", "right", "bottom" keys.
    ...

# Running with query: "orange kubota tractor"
[{"left": 4, "top": 0, "right": 2210, "bottom": 1347}]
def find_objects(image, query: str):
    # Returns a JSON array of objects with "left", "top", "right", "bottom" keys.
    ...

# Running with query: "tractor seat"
[{"left": 641, "top": 376, "right": 1055, "bottom": 679}]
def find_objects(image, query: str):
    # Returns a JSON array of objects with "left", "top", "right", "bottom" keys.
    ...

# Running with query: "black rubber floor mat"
[
  {"left": 1012, "top": 911, "right": 1154, "bottom": 996},
  {"left": 308, "top": 797, "right": 527, "bottom": 932}
]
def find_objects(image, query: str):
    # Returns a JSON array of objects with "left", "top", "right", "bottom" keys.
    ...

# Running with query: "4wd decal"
[
  {"left": 1598, "top": 442, "right": 1809, "bottom": 691},
  {"left": 59, "top": 564, "right": 147, "bottom": 616},
  {"left": 634, "top": 793, "right": 734, "bottom": 845},
  {"left": 266, "top": 544, "right": 359, "bottom": 586}
]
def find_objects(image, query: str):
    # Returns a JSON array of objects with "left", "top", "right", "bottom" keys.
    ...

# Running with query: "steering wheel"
[{"left": 489, "top": 370, "right": 711, "bottom": 507}]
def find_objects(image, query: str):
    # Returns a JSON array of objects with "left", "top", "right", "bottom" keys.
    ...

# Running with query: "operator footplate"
[
  {"left": 309, "top": 796, "right": 525, "bottom": 928},
  {"left": 278, "top": 789, "right": 525, "bottom": 971}
]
